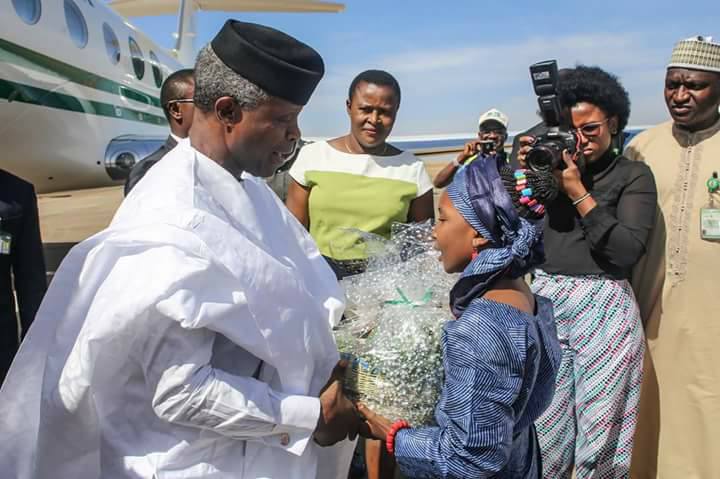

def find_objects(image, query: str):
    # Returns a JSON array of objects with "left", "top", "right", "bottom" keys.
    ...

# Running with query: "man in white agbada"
[{"left": 0, "top": 20, "right": 360, "bottom": 478}]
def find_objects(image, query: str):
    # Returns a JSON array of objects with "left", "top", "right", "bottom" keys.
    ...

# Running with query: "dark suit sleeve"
[
  {"left": 12, "top": 184, "right": 46, "bottom": 337},
  {"left": 125, "top": 137, "right": 178, "bottom": 196},
  {"left": 124, "top": 169, "right": 136, "bottom": 196},
  {"left": 124, "top": 148, "right": 164, "bottom": 196}
]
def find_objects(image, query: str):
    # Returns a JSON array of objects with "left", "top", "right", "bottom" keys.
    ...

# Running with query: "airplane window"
[
  {"left": 129, "top": 38, "right": 145, "bottom": 80},
  {"left": 103, "top": 24, "right": 120, "bottom": 65},
  {"left": 149, "top": 51, "right": 163, "bottom": 88},
  {"left": 64, "top": 0, "right": 88, "bottom": 49},
  {"left": 12, "top": 0, "right": 42, "bottom": 25}
]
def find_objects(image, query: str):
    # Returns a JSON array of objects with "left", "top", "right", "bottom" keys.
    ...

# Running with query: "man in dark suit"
[
  {"left": 0, "top": 169, "right": 46, "bottom": 383},
  {"left": 124, "top": 69, "right": 195, "bottom": 195}
]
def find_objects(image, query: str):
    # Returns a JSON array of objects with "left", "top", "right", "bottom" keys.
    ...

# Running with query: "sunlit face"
[
  {"left": 166, "top": 80, "right": 195, "bottom": 137},
  {"left": 478, "top": 120, "right": 508, "bottom": 151},
  {"left": 222, "top": 96, "right": 302, "bottom": 178},
  {"left": 178, "top": 81, "right": 196, "bottom": 126},
  {"left": 433, "top": 192, "right": 480, "bottom": 273},
  {"left": 346, "top": 81, "right": 399, "bottom": 150},
  {"left": 665, "top": 68, "right": 720, "bottom": 132},
  {"left": 570, "top": 102, "right": 617, "bottom": 163}
]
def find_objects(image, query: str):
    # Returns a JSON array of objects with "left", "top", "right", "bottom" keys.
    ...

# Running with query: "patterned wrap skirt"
[{"left": 531, "top": 271, "right": 644, "bottom": 479}]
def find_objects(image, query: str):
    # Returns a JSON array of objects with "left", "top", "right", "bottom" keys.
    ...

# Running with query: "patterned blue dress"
[{"left": 394, "top": 295, "right": 561, "bottom": 478}]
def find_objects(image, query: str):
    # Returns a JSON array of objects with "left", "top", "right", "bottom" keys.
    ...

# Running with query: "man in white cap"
[
  {"left": 432, "top": 108, "right": 509, "bottom": 188},
  {"left": 0, "top": 20, "right": 359, "bottom": 479},
  {"left": 625, "top": 36, "right": 720, "bottom": 478}
]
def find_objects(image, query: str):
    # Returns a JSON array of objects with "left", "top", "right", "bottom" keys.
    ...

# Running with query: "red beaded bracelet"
[{"left": 385, "top": 419, "right": 411, "bottom": 455}]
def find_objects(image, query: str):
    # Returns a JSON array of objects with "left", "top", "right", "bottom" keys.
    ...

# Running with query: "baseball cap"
[{"left": 478, "top": 108, "right": 509, "bottom": 129}]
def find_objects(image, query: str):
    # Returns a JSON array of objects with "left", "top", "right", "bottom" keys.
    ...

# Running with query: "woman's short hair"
[
  {"left": 557, "top": 65, "right": 631, "bottom": 132},
  {"left": 348, "top": 69, "right": 401, "bottom": 106}
]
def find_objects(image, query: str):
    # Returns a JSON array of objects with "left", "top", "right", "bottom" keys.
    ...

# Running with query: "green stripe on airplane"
[
  {"left": 0, "top": 77, "right": 168, "bottom": 126},
  {"left": 0, "top": 37, "right": 163, "bottom": 108}
]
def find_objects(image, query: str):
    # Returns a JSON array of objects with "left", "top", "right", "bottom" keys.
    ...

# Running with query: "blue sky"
[{"left": 126, "top": 0, "right": 720, "bottom": 137}]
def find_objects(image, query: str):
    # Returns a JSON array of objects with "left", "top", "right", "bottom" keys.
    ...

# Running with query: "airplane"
[
  {"left": 1, "top": 0, "right": 651, "bottom": 195},
  {"left": 0, "top": 0, "right": 344, "bottom": 193}
]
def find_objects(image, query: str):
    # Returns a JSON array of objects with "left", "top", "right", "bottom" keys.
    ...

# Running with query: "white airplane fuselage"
[
  {"left": 2, "top": 1, "right": 650, "bottom": 195},
  {"left": 1, "top": 1, "right": 181, "bottom": 193}
]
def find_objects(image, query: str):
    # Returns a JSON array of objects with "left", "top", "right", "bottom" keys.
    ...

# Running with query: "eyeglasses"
[
  {"left": 166, "top": 98, "right": 194, "bottom": 106},
  {"left": 572, "top": 118, "right": 609, "bottom": 137}
]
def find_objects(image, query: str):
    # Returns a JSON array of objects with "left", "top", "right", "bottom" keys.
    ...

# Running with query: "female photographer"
[{"left": 519, "top": 66, "right": 657, "bottom": 478}]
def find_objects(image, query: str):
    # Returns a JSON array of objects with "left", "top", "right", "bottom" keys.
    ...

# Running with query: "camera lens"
[{"left": 526, "top": 146, "right": 556, "bottom": 173}]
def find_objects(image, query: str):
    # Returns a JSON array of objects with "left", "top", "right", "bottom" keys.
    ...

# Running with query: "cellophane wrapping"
[{"left": 333, "top": 221, "right": 455, "bottom": 425}]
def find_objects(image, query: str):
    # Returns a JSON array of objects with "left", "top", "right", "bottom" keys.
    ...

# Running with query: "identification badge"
[
  {"left": 0, "top": 231, "right": 11, "bottom": 255},
  {"left": 700, "top": 208, "right": 720, "bottom": 240}
]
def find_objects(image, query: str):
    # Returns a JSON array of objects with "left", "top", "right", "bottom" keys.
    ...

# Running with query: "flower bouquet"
[{"left": 333, "top": 221, "right": 455, "bottom": 425}]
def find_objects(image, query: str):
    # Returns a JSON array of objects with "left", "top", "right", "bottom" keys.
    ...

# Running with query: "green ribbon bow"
[{"left": 384, "top": 287, "right": 433, "bottom": 307}]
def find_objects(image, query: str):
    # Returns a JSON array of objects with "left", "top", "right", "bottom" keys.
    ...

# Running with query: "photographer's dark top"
[{"left": 540, "top": 150, "right": 657, "bottom": 279}]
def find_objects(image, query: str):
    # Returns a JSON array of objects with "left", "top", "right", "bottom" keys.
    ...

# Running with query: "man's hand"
[
  {"left": 356, "top": 403, "right": 394, "bottom": 441},
  {"left": 455, "top": 140, "right": 485, "bottom": 166},
  {"left": 314, "top": 360, "right": 359, "bottom": 446},
  {"left": 516, "top": 135, "right": 535, "bottom": 168}
]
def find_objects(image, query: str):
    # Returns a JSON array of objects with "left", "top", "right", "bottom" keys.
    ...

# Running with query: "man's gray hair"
[{"left": 193, "top": 44, "right": 269, "bottom": 112}]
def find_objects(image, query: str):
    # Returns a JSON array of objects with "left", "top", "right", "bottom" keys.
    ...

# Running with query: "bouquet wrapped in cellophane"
[{"left": 333, "top": 221, "right": 456, "bottom": 425}]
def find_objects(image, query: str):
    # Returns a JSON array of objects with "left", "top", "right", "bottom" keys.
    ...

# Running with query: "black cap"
[{"left": 211, "top": 20, "right": 325, "bottom": 106}]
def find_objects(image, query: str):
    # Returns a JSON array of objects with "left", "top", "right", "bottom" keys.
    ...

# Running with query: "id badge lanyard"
[
  {"left": 0, "top": 217, "right": 11, "bottom": 255},
  {"left": 700, "top": 172, "right": 720, "bottom": 240}
]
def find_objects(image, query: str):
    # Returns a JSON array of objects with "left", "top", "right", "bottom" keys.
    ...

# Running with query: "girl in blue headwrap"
[{"left": 357, "top": 154, "right": 562, "bottom": 478}]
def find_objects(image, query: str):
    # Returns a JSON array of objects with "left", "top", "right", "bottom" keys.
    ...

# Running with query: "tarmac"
[{"left": 38, "top": 185, "right": 123, "bottom": 274}]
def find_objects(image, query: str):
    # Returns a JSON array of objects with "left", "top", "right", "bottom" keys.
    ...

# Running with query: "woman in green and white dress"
[{"left": 286, "top": 69, "right": 434, "bottom": 280}]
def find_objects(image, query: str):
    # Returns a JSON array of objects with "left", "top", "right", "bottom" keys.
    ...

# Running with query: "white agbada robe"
[{"left": 0, "top": 141, "right": 355, "bottom": 478}]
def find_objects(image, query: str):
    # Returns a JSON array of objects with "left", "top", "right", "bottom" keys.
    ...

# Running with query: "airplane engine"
[{"left": 104, "top": 136, "right": 166, "bottom": 180}]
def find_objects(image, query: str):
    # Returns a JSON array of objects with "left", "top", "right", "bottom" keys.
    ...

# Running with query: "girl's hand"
[{"left": 356, "top": 402, "right": 393, "bottom": 441}]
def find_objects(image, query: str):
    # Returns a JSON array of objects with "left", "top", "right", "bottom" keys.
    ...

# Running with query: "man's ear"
[
  {"left": 215, "top": 97, "right": 240, "bottom": 126},
  {"left": 346, "top": 98, "right": 352, "bottom": 115},
  {"left": 168, "top": 102, "right": 182, "bottom": 121}
]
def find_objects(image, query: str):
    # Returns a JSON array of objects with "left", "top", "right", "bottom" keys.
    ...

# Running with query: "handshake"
[{"left": 313, "top": 360, "right": 394, "bottom": 446}]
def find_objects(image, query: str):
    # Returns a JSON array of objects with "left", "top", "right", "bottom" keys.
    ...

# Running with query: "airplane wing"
[{"left": 109, "top": 0, "right": 345, "bottom": 17}]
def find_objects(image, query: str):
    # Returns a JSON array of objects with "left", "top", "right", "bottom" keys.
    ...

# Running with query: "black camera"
[
  {"left": 477, "top": 140, "right": 495, "bottom": 155},
  {"left": 525, "top": 60, "right": 578, "bottom": 173}
]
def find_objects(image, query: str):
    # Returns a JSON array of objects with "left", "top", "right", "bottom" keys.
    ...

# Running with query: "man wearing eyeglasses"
[
  {"left": 432, "top": 108, "right": 509, "bottom": 188},
  {"left": 124, "top": 68, "right": 195, "bottom": 195}
]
